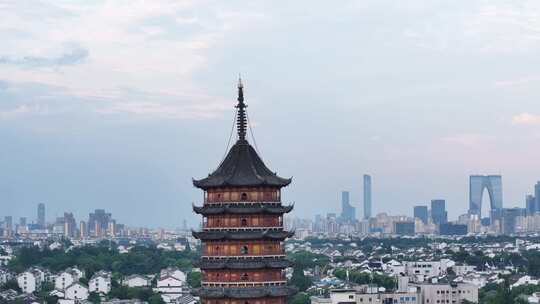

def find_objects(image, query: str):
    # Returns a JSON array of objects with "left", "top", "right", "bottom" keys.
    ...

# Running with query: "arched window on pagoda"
[
  {"left": 241, "top": 273, "right": 249, "bottom": 281},
  {"left": 240, "top": 245, "right": 249, "bottom": 255},
  {"left": 241, "top": 218, "right": 248, "bottom": 227},
  {"left": 241, "top": 192, "right": 248, "bottom": 201}
]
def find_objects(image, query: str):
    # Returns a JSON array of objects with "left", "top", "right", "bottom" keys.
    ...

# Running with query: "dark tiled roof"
[
  {"left": 193, "top": 141, "right": 291, "bottom": 189},
  {"left": 192, "top": 230, "right": 294, "bottom": 241},
  {"left": 193, "top": 286, "right": 297, "bottom": 299},
  {"left": 196, "top": 257, "right": 293, "bottom": 270},
  {"left": 193, "top": 203, "right": 293, "bottom": 215}
]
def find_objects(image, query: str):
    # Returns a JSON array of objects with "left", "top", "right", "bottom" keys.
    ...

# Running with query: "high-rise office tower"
[
  {"left": 535, "top": 182, "right": 540, "bottom": 214},
  {"left": 526, "top": 195, "right": 536, "bottom": 215},
  {"left": 469, "top": 175, "right": 503, "bottom": 218},
  {"left": 19, "top": 217, "right": 27, "bottom": 227},
  {"left": 431, "top": 199, "right": 448, "bottom": 225},
  {"left": 88, "top": 209, "right": 112, "bottom": 236},
  {"left": 363, "top": 175, "right": 372, "bottom": 219},
  {"left": 340, "top": 191, "right": 356, "bottom": 222},
  {"left": 37, "top": 203, "right": 45, "bottom": 228},
  {"left": 63, "top": 212, "right": 77, "bottom": 237},
  {"left": 4, "top": 216, "right": 13, "bottom": 237},
  {"left": 414, "top": 205, "right": 429, "bottom": 224},
  {"left": 80, "top": 221, "right": 87, "bottom": 238}
]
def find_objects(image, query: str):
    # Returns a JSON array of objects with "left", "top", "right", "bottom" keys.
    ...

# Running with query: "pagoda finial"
[{"left": 236, "top": 76, "right": 247, "bottom": 142}]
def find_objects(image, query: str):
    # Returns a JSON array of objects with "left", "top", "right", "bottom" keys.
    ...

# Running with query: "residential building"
[
  {"left": 55, "top": 268, "right": 83, "bottom": 291},
  {"left": 65, "top": 282, "right": 89, "bottom": 301},
  {"left": 123, "top": 275, "right": 151, "bottom": 288},
  {"left": 416, "top": 282, "right": 478, "bottom": 304},
  {"left": 17, "top": 270, "right": 42, "bottom": 294},
  {"left": 439, "top": 223, "right": 467, "bottom": 236},
  {"left": 395, "top": 221, "right": 415, "bottom": 236},
  {"left": 89, "top": 271, "right": 111, "bottom": 294}
]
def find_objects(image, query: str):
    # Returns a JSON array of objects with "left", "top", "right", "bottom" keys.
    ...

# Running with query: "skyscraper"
[
  {"left": 526, "top": 195, "right": 536, "bottom": 215},
  {"left": 3, "top": 216, "right": 12, "bottom": 237},
  {"left": 37, "top": 203, "right": 45, "bottom": 228},
  {"left": 431, "top": 199, "right": 448, "bottom": 225},
  {"left": 340, "top": 191, "right": 356, "bottom": 222},
  {"left": 363, "top": 174, "right": 372, "bottom": 219},
  {"left": 469, "top": 175, "right": 503, "bottom": 218},
  {"left": 88, "top": 209, "right": 112, "bottom": 236},
  {"left": 535, "top": 182, "right": 540, "bottom": 214},
  {"left": 414, "top": 205, "right": 429, "bottom": 224}
]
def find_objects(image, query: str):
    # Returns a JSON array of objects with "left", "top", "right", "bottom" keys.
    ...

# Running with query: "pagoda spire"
[{"left": 236, "top": 76, "right": 247, "bottom": 142}]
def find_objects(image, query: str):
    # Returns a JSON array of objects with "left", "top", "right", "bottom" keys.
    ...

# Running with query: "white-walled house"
[
  {"left": 65, "top": 282, "right": 89, "bottom": 300},
  {"left": 55, "top": 269, "right": 81, "bottom": 291},
  {"left": 160, "top": 267, "right": 186, "bottom": 283},
  {"left": 123, "top": 274, "right": 151, "bottom": 288},
  {"left": 155, "top": 275, "right": 185, "bottom": 297},
  {"left": 17, "top": 270, "right": 42, "bottom": 294},
  {"left": 89, "top": 271, "right": 111, "bottom": 294}
]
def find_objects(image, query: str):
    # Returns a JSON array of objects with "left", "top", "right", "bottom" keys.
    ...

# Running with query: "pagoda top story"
[{"left": 193, "top": 79, "right": 291, "bottom": 190}]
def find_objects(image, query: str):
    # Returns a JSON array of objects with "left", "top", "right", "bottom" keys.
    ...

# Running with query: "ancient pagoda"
[{"left": 192, "top": 79, "right": 297, "bottom": 304}]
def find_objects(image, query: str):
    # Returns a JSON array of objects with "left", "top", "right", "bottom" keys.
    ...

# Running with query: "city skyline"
[{"left": 2, "top": 1, "right": 540, "bottom": 227}]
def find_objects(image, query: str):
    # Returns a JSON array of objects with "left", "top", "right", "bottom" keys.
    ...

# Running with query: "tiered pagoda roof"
[
  {"left": 194, "top": 286, "right": 297, "bottom": 299},
  {"left": 192, "top": 230, "right": 294, "bottom": 241},
  {"left": 193, "top": 203, "right": 293, "bottom": 215},
  {"left": 193, "top": 79, "right": 291, "bottom": 190}
]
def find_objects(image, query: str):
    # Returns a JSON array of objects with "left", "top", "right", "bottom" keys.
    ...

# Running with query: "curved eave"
[
  {"left": 193, "top": 204, "right": 294, "bottom": 215},
  {"left": 196, "top": 258, "right": 293, "bottom": 270},
  {"left": 192, "top": 177, "right": 292, "bottom": 190},
  {"left": 192, "top": 230, "right": 294, "bottom": 241},
  {"left": 193, "top": 286, "right": 297, "bottom": 299}
]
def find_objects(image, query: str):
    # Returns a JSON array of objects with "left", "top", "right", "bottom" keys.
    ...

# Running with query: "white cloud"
[
  {"left": 512, "top": 113, "right": 540, "bottom": 125},
  {"left": 0, "top": 0, "right": 260, "bottom": 120},
  {"left": 440, "top": 133, "right": 496, "bottom": 147}
]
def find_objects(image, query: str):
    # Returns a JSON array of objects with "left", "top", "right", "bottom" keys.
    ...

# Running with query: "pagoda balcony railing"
[
  {"left": 201, "top": 281, "right": 287, "bottom": 287},
  {"left": 202, "top": 226, "right": 283, "bottom": 231},
  {"left": 201, "top": 254, "right": 286, "bottom": 260},
  {"left": 203, "top": 201, "right": 283, "bottom": 206}
]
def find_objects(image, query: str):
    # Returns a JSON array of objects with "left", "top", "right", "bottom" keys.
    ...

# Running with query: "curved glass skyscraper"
[{"left": 469, "top": 175, "right": 503, "bottom": 218}]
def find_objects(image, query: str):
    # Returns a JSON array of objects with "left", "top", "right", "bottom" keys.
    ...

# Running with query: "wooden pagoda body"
[{"left": 192, "top": 80, "right": 296, "bottom": 304}]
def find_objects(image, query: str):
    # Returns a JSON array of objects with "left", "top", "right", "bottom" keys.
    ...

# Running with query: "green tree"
[
  {"left": 289, "top": 292, "right": 310, "bottom": 304},
  {"left": 0, "top": 279, "right": 21, "bottom": 292},
  {"left": 88, "top": 292, "right": 101, "bottom": 303},
  {"left": 290, "top": 266, "right": 312, "bottom": 292},
  {"left": 148, "top": 294, "right": 165, "bottom": 304},
  {"left": 187, "top": 271, "right": 202, "bottom": 288}
]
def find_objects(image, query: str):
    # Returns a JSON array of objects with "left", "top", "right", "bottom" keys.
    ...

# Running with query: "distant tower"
[
  {"left": 469, "top": 175, "right": 503, "bottom": 218},
  {"left": 340, "top": 191, "right": 356, "bottom": 222},
  {"left": 431, "top": 200, "right": 448, "bottom": 225},
  {"left": 535, "top": 182, "right": 540, "bottom": 214},
  {"left": 37, "top": 203, "right": 45, "bottom": 228},
  {"left": 4, "top": 216, "right": 13, "bottom": 237},
  {"left": 414, "top": 206, "right": 428, "bottom": 224},
  {"left": 80, "top": 221, "right": 87, "bottom": 239},
  {"left": 363, "top": 175, "right": 372, "bottom": 219}
]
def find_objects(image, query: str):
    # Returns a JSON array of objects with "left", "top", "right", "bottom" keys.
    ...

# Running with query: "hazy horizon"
[{"left": 2, "top": 1, "right": 540, "bottom": 228}]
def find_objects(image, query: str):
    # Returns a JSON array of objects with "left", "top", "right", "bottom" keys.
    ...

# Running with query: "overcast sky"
[{"left": 1, "top": 0, "right": 540, "bottom": 228}]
